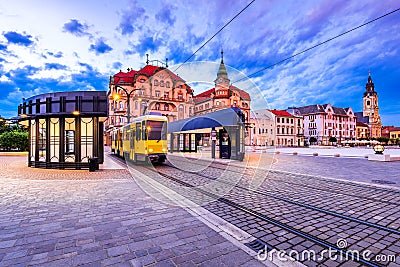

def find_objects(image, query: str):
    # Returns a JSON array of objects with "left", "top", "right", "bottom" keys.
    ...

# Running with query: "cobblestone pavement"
[
  {"left": 139, "top": 155, "right": 400, "bottom": 267},
  {"left": 270, "top": 154, "right": 400, "bottom": 188},
  {"left": 0, "top": 156, "right": 263, "bottom": 267}
]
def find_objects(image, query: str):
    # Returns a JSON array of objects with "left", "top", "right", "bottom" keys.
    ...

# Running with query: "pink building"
[{"left": 289, "top": 104, "right": 356, "bottom": 145}]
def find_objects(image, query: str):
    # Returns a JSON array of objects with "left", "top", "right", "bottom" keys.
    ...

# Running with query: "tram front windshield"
[{"left": 146, "top": 121, "right": 167, "bottom": 140}]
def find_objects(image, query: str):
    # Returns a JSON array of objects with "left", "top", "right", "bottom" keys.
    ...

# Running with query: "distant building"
[
  {"left": 354, "top": 72, "right": 382, "bottom": 138},
  {"left": 356, "top": 121, "right": 370, "bottom": 140},
  {"left": 193, "top": 51, "right": 251, "bottom": 123},
  {"left": 249, "top": 109, "right": 275, "bottom": 146},
  {"left": 290, "top": 104, "right": 356, "bottom": 145},
  {"left": 382, "top": 126, "right": 394, "bottom": 138},
  {"left": 270, "top": 109, "right": 304, "bottom": 147},
  {"left": 390, "top": 127, "right": 400, "bottom": 139},
  {"left": 105, "top": 59, "right": 195, "bottom": 144}
]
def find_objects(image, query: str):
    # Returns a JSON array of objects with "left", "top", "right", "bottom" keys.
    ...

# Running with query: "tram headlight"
[
  {"left": 148, "top": 148, "right": 154, "bottom": 153},
  {"left": 162, "top": 148, "right": 167, "bottom": 152}
]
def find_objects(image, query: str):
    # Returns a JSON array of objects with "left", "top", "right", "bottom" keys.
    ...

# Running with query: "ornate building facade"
[
  {"left": 105, "top": 60, "right": 195, "bottom": 144},
  {"left": 291, "top": 104, "right": 356, "bottom": 145},
  {"left": 271, "top": 109, "right": 304, "bottom": 147},
  {"left": 193, "top": 52, "right": 251, "bottom": 123},
  {"left": 355, "top": 72, "right": 382, "bottom": 138}
]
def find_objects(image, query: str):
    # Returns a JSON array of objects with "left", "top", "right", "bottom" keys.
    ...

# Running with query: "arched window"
[
  {"left": 154, "top": 79, "right": 159, "bottom": 86},
  {"left": 164, "top": 104, "right": 169, "bottom": 111},
  {"left": 155, "top": 103, "right": 160, "bottom": 110},
  {"left": 160, "top": 80, "right": 164, "bottom": 87},
  {"left": 166, "top": 81, "right": 170, "bottom": 88}
]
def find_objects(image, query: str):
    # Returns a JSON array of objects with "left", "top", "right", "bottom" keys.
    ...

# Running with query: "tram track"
[
  {"left": 132, "top": 163, "right": 387, "bottom": 267},
  {"left": 167, "top": 155, "right": 400, "bottom": 205},
  {"left": 159, "top": 162, "right": 400, "bottom": 236}
]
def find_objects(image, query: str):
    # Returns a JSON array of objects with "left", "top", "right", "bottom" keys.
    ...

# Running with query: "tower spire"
[{"left": 221, "top": 48, "right": 224, "bottom": 64}]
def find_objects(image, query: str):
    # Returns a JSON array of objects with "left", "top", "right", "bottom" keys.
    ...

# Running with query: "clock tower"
[
  {"left": 362, "top": 71, "right": 381, "bottom": 138},
  {"left": 214, "top": 49, "right": 230, "bottom": 96}
]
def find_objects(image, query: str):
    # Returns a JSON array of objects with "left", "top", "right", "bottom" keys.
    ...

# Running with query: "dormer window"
[{"left": 140, "top": 78, "right": 145, "bottom": 83}]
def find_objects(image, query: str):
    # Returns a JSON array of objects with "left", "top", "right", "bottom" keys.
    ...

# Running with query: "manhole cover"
[{"left": 371, "top": 180, "right": 396, "bottom": 185}]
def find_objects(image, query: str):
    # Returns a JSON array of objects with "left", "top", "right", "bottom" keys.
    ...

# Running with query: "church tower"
[
  {"left": 214, "top": 49, "right": 230, "bottom": 97},
  {"left": 362, "top": 71, "right": 381, "bottom": 138}
]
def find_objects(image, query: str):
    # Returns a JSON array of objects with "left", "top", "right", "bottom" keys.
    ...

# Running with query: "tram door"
[{"left": 219, "top": 129, "right": 231, "bottom": 159}]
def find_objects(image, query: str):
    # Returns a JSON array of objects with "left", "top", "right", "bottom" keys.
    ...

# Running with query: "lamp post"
[{"left": 112, "top": 85, "right": 136, "bottom": 123}]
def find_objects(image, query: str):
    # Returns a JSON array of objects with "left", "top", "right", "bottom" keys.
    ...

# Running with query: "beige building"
[
  {"left": 105, "top": 61, "right": 195, "bottom": 143},
  {"left": 356, "top": 121, "right": 370, "bottom": 139},
  {"left": 193, "top": 52, "right": 251, "bottom": 123},
  {"left": 249, "top": 109, "right": 275, "bottom": 146},
  {"left": 270, "top": 109, "right": 304, "bottom": 147}
]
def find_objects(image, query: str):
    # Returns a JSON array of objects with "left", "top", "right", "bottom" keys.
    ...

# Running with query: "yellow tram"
[{"left": 111, "top": 114, "right": 168, "bottom": 163}]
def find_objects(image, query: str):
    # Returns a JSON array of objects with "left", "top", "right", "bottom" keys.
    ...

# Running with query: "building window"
[
  {"left": 164, "top": 92, "right": 169, "bottom": 99},
  {"left": 164, "top": 104, "right": 169, "bottom": 111},
  {"left": 178, "top": 93, "right": 183, "bottom": 100},
  {"left": 155, "top": 103, "right": 160, "bottom": 110},
  {"left": 119, "top": 102, "right": 124, "bottom": 109},
  {"left": 166, "top": 81, "right": 170, "bottom": 88},
  {"left": 160, "top": 81, "right": 164, "bottom": 87},
  {"left": 286, "top": 118, "right": 289, "bottom": 123},
  {"left": 140, "top": 78, "right": 145, "bottom": 83},
  {"left": 155, "top": 91, "right": 160, "bottom": 98},
  {"left": 154, "top": 79, "right": 159, "bottom": 86},
  {"left": 277, "top": 118, "right": 280, "bottom": 123}
]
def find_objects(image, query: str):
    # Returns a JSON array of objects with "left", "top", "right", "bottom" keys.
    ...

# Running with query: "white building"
[
  {"left": 249, "top": 109, "right": 275, "bottom": 146},
  {"left": 270, "top": 109, "right": 304, "bottom": 147},
  {"left": 288, "top": 104, "right": 356, "bottom": 145}
]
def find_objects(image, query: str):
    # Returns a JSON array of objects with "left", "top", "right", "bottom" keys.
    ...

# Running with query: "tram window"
[
  {"left": 136, "top": 123, "right": 141, "bottom": 141},
  {"left": 65, "top": 130, "right": 75, "bottom": 154},
  {"left": 146, "top": 121, "right": 167, "bottom": 140},
  {"left": 142, "top": 121, "right": 146, "bottom": 140}
]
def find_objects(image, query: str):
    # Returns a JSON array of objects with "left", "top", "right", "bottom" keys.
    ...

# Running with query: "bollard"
[{"left": 313, "top": 152, "right": 318, "bottom": 156}]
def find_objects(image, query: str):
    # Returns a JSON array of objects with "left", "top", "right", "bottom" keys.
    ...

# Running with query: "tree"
[
  {"left": 377, "top": 137, "right": 389, "bottom": 145},
  {"left": 309, "top": 137, "right": 317, "bottom": 145},
  {"left": 0, "top": 131, "right": 28, "bottom": 151},
  {"left": 329, "top": 136, "right": 337, "bottom": 144}
]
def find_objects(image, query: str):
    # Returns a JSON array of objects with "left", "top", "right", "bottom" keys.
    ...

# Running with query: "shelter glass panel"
[
  {"left": 49, "top": 118, "right": 60, "bottom": 162},
  {"left": 65, "top": 118, "right": 76, "bottom": 162},
  {"left": 38, "top": 119, "right": 46, "bottom": 162},
  {"left": 30, "top": 120, "right": 36, "bottom": 162},
  {"left": 81, "top": 118, "right": 93, "bottom": 162}
]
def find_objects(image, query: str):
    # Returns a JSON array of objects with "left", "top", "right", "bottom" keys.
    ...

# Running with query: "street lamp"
[{"left": 112, "top": 85, "right": 136, "bottom": 123}]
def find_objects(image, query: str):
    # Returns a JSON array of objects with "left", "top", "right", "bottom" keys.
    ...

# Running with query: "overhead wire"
[
  {"left": 232, "top": 7, "right": 400, "bottom": 84},
  {"left": 173, "top": 0, "right": 256, "bottom": 72}
]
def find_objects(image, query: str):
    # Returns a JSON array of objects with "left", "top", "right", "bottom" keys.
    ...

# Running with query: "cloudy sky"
[{"left": 0, "top": 0, "right": 399, "bottom": 125}]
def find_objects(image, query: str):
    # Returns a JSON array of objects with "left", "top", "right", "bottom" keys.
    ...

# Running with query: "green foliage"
[
  {"left": 309, "top": 137, "right": 317, "bottom": 144},
  {"left": 377, "top": 137, "right": 389, "bottom": 144},
  {"left": 329, "top": 136, "right": 337, "bottom": 143},
  {"left": 0, "top": 131, "right": 28, "bottom": 151}
]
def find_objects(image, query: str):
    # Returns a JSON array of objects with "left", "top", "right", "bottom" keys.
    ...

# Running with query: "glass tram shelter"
[
  {"left": 17, "top": 91, "right": 108, "bottom": 169},
  {"left": 167, "top": 107, "right": 245, "bottom": 161}
]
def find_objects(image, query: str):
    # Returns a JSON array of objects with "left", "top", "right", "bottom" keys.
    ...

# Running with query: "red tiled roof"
[
  {"left": 356, "top": 121, "right": 369, "bottom": 127},
  {"left": 390, "top": 127, "right": 400, "bottom": 132},
  {"left": 113, "top": 70, "right": 136, "bottom": 84},
  {"left": 269, "top": 109, "right": 293, "bottom": 117},
  {"left": 230, "top": 86, "right": 250, "bottom": 100},
  {"left": 137, "top": 65, "right": 160, "bottom": 76},
  {"left": 194, "top": 88, "right": 215, "bottom": 98}
]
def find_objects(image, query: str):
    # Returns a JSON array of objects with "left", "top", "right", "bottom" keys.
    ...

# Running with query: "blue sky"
[{"left": 0, "top": 0, "right": 399, "bottom": 125}]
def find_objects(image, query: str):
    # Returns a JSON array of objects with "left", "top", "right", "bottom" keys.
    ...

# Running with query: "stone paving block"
[{"left": 72, "top": 250, "right": 107, "bottom": 266}]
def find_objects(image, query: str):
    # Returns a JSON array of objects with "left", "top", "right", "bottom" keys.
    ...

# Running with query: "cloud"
[
  {"left": 0, "top": 43, "right": 7, "bottom": 51},
  {"left": 112, "top": 61, "right": 122, "bottom": 70},
  {"left": 117, "top": 0, "right": 146, "bottom": 35},
  {"left": 44, "top": 63, "right": 68, "bottom": 70},
  {"left": 62, "top": 19, "right": 90, "bottom": 37},
  {"left": 133, "top": 36, "right": 163, "bottom": 56},
  {"left": 89, "top": 39, "right": 113, "bottom": 55},
  {"left": 155, "top": 4, "right": 176, "bottom": 26},
  {"left": 47, "top": 51, "right": 63, "bottom": 58},
  {"left": 3, "top": 31, "right": 34, "bottom": 46}
]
